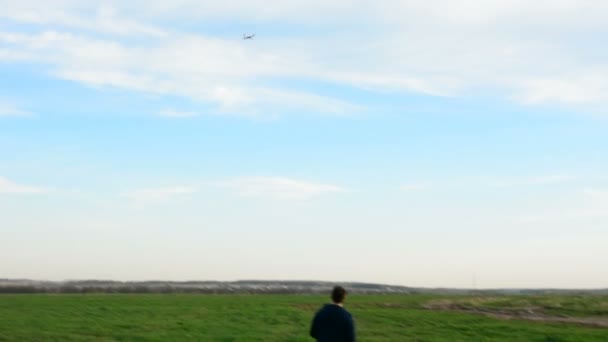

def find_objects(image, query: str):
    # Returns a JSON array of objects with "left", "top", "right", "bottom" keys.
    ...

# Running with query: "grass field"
[{"left": 0, "top": 294, "right": 607, "bottom": 341}]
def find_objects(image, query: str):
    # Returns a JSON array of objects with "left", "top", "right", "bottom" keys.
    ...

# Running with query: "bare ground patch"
[{"left": 424, "top": 299, "right": 608, "bottom": 328}]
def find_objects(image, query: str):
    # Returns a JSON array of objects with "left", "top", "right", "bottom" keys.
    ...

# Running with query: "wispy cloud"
[
  {"left": 214, "top": 176, "right": 346, "bottom": 200},
  {"left": 0, "top": 177, "right": 44, "bottom": 194},
  {"left": 0, "top": 4, "right": 167, "bottom": 37},
  {"left": 3, "top": 1, "right": 608, "bottom": 113},
  {"left": 0, "top": 30, "right": 360, "bottom": 116},
  {"left": 517, "top": 77, "right": 608, "bottom": 105},
  {"left": 0, "top": 102, "right": 31, "bottom": 117},
  {"left": 122, "top": 185, "right": 198, "bottom": 202},
  {"left": 517, "top": 188, "right": 608, "bottom": 223},
  {"left": 400, "top": 175, "right": 573, "bottom": 192},
  {"left": 489, "top": 174, "right": 574, "bottom": 188}
]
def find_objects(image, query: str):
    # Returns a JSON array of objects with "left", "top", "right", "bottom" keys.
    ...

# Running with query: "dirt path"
[{"left": 424, "top": 301, "right": 608, "bottom": 328}]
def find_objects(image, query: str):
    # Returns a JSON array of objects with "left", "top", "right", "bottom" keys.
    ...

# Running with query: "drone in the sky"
[{"left": 243, "top": 33, "right": 255, "bottom": 40}]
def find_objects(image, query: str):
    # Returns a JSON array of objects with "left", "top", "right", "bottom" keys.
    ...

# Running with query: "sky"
[{"left": 1, "top": 0, "right": 607, "bottom": 289}]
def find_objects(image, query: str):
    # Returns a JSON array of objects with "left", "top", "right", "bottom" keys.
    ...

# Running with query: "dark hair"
[{"left": 331, "top": 286, "right": 347, "bottom": 303}]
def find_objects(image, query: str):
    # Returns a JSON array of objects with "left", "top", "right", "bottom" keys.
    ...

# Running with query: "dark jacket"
[{"left": 310, "top": 304, "right": 355, "bottom": 342}]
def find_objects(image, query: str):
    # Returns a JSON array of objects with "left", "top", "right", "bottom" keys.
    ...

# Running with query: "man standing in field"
[{"left": 310, "top": 286, "right": 356, "bottom": 342}]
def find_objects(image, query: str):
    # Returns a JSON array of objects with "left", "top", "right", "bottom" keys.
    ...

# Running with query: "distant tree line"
[
  {"left": 0, "top": 286, "right": 366, "bottom": 294},
  {"left": 1, "top": 280, "right": 605, "bottom": 295},
  {"left": 0, "top": 280, "right": 415, "bottom": 294}
]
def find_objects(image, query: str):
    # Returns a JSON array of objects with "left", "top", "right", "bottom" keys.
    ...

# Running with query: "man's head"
[{"left": 331, "top": 286, "right": 347, "bottom": 304}]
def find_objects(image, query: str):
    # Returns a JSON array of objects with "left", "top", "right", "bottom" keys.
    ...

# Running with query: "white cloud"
[
  {"left": 0, "top": 177, "right": 44, "bottom": 194},
  {"left": 122, "top": 185, "right": 198, "bottom": 202},
  {"left": 3, "top": 1, "right": 608, "bottom": 112},
  {"left": 517, "top": 75, "right": 608, "bottom": 105},
  {"left": 0, "top": 0, "right": 363, "bottom": 24},
  {"left": 214, "top": 177, "right": 346, "bottom": 200},
  {"left": 0, "top": 30, "right": 359, "bottom": 116},
  {"left": 0, "top": 3, "right": 166, "bottom": 37}
]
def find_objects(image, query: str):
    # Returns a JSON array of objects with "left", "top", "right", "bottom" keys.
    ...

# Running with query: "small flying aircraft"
[{"left": 243, "top": 33, "right": 255, "bottom": 40}]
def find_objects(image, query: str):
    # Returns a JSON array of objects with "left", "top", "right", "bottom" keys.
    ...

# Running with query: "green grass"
[{"left": 0, "top": 294, "right": 606, "bottom": 341}]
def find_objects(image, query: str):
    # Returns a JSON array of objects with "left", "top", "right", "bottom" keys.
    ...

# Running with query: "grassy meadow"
[{"left": 0, "top": 294, "right": 607, "bottom": 341}]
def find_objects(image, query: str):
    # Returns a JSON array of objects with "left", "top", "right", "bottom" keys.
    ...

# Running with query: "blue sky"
[{"left": 1, "top": 0, "right": 607, "bottom": 288}]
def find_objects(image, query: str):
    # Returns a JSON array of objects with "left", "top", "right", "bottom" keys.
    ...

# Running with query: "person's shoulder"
[
  {"left": 341, "top": 307, "right": 353, "bottom": 318},
  {"left": 316, "top": 303, "right": 332, "bottom": 313}
]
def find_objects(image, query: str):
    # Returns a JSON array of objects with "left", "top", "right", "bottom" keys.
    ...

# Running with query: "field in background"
[{"left": 0, "top": 294, "right": 607, "bottom": 341}]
